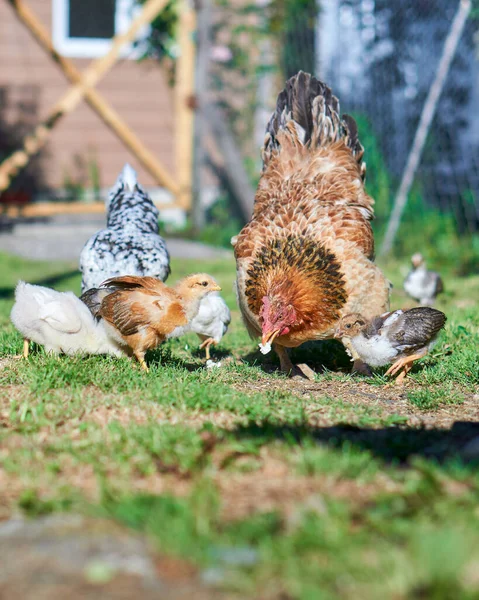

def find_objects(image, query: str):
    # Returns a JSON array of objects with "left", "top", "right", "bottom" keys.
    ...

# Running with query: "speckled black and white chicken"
[
  {"left": 10, "top": 281, "right": 124, "bottom": 358},
  {"left": 403, "top": 253, "right": 443, "bottom": 306},
  {"left": 190, "top": 291, "right": 231, "bottom": 360},
  {"left": 334, "top": 307, "right": 447, "bottom": 384},
  {"left": 79, "top": 164, "right": 170, "bottom": 293}
]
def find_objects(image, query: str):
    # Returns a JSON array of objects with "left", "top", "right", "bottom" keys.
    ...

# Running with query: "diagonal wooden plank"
[
  {"left": 6, "top": 0, "right": 179, "bottom": 195},
  {"left": 0, "top": 0, "right": 175, "bottom": 193}
]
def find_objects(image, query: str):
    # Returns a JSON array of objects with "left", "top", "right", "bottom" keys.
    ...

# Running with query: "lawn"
[{"left": 0, "top": 250, "right": 479, "bottom": 599}]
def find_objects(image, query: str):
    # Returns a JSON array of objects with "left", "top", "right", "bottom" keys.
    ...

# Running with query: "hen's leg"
[
  {"left": 134, "top": 349, "right": 149, "bottom": 372},
  {"left": 23, "top": 338, "right": 30, "bottom": 359},
  {"left": 199, "top": 337, "right": 215, "bottom": 361},
  {"left": 273, "top": 344, "right": 294, "bottom": 374},
  {"left": 274, "top": 344, "right": 316, "bottom": 381}
]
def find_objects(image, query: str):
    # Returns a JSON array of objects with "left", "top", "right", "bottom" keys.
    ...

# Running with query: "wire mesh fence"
[{"left": 198, "top": 0, "right": 479, "bottom": 269}]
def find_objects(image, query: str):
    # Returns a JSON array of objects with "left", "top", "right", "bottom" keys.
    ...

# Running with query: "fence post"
[
  {"left": 175, "top": 0, "right": 197, "bottom": 212},
  {"left": 192, "top": 0, "right": 212, "bottom": 232}
]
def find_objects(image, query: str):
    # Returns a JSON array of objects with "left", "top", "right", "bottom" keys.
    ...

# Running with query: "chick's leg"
[
  {"left": 385, "top": 350, "right": 427, "bottom": 382},
  {"left": 133, "top": 350, "right": 149, "bottom": 372},
  {"left": 199, "top": 337, "right": 215, "bottom": 361}
]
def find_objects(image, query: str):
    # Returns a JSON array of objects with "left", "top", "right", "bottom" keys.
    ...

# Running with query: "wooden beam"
[
  {"left": 0, "top": 0, "right": 173, "bottom": 193},
  {"left": 4, "top": 201, "right": 179, "bottom": 219},
  {"left": 175, "top": 0, "right": 196, "bottom": 211},
  {"left": 6, "top": 0, "right": 179, "bottom": 195}
]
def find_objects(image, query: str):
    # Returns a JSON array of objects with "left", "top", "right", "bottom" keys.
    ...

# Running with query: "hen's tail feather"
[{"left": 263, "top": 71, "right": 365, "bottom": 177}]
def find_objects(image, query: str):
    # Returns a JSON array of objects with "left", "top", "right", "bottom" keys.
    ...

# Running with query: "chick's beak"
[
  {"left": 333, "top": 329, "right": 343, "bottom": 339},
  {"left": 212, "top": 284, "right": 222, "bottom": 292},
  {"left": 261, "top": 329, "right": 281, "bottom": 346}
]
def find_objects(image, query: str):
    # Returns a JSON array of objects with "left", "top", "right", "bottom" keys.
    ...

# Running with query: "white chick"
[
  {"left": 10, "top": 281, "right": 124, "bottom": 358},
  {"left": 189, "top": 291, "right": 231, "bottom": 360}
]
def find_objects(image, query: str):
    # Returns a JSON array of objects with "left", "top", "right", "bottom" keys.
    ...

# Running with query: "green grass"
[{"left": 1, "top": 251, "right": 479, "bottom": 599}]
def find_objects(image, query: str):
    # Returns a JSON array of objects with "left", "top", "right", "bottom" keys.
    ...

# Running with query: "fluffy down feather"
[
  {"left": 234, "top": 71, "right": 390, "bottom": 376},
  {"left": 79, "top": 163, "right": 170, "bottom": 293},
  {"left": 10, "top": 281, "right": 124, "bottom": 357}
]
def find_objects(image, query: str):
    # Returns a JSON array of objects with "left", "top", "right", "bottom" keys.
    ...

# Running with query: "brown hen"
[
  {"left": 81, "top": 274, "right": 221, "bottom": 371},
  {"left": 233, "top": 71, "right": 390, "bottom": 377}
]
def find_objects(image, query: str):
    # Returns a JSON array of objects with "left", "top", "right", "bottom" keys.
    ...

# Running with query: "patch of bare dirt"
[{"left": 233, "top": 376, "right": 479, "bottom": 429}]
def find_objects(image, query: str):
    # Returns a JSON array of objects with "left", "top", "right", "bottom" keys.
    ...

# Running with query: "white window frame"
[{"left": 52, "top": 0, "right": 139, "bottom": 59}]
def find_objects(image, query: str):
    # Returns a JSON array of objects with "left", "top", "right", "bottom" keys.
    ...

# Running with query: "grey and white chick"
[
  {"left": 79, "top": 163, "right": 170, "bottom": 293},
  {"left": 404, "top": 253, "right": 443, "bottom": 306},
  {"left": 190, "top": 291, "right": 231, "bottom": 360},
  {"left": 10, "top": 281, "right": 124, "bottom": 358},
  {"left": 334, "top": 307, "right": 447, "bottom": 385}
]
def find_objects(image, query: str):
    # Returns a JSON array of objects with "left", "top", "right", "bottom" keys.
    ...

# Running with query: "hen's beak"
[{"left": 261, "top": 329, "right": 281, "bottom": 346}]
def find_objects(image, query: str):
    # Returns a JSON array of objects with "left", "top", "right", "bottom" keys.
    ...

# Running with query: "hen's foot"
[
  {"left": 292, "top": 363, "right": 316, "bottom": 381},
  {"left": 23, "top": 339, "right": 30, "bottom": 359}
]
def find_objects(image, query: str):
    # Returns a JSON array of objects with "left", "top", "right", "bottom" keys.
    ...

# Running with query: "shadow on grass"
[
  {"left": 146, "top": 347, "right": 205, "bottom": 373},
  {"left": 241, "top": 337, "right": 446, "bottom": 380},
  {"left": 0, "top": 270, "right": 80, "bottom": 299},
  {"left": 190, "top": 346, "right": 231, "bottom": 361},
  {"left": 242, "top": 338, "right": 361, "bottom": 375},
  {"left": 224, "top": 420, "right": 479, "bottom": 464}
]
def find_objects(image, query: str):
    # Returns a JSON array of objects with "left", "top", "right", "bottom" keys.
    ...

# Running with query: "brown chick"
[{"left": 82, "top": 274, "right": 221, "bottom": 371}]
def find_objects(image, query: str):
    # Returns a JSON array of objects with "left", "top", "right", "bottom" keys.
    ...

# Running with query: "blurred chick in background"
[
  {"left": 10, "top": 281, "right": 124, "bottom": 358},
  {"left": 190, "top": 291, "right": 231, "bottom": 360},
  {"left": 403, "top": 253, "right": 444, "bottom": 306},
  {"left": 79, "top": 163, "right": 170, "bottom": 293},
  {"left": 81, "top": 274, "right": 221, "bottom": 371}
]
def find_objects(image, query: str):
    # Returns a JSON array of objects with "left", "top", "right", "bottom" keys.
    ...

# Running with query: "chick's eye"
[
  {"left": 345, "top": 324, "right": 351, "bottom": 329},
  {"left": 202, "top": 281, "right": 208, "bottom": 287}
]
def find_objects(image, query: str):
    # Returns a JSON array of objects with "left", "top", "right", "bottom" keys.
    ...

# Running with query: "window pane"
[{"left": 68, "top": 0, "right": 116, "bottom": 39}]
